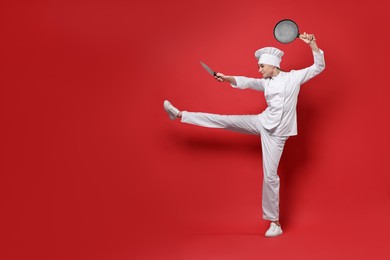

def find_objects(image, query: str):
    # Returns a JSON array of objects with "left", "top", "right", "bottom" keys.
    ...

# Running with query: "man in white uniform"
[{"left": 163, "top": 33, "right": 325, "bottom": 237}]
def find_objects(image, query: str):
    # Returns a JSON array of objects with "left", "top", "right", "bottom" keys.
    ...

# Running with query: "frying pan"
[{"left": 273, "top": 19, "right": 301, "bottom": 44}]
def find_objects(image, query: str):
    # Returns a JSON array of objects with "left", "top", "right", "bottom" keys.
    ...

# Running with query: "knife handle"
[{"left": 214, "top": 72, "right": 224, "bottom": 81}]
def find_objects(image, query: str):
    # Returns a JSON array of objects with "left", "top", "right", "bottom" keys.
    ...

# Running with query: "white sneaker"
[
  {"left": 265, "top": 222, "right": 283, "bottom": 237},
  {"left": 163, "top": 100, "right": 180, "bottom": 120}
]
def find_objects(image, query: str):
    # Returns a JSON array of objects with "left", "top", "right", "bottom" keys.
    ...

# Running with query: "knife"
[{"left": 200, "top": 61, "right": 219, "bottom": 78}]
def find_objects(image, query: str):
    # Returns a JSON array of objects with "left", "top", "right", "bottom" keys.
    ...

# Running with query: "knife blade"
[{"left": 200, "top": 61, "right": 217, "bottom": 77}]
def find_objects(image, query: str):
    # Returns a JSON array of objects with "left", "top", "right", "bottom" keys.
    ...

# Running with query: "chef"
[{"left": 163, "top": 32, "right": 325, "bottom": 237}]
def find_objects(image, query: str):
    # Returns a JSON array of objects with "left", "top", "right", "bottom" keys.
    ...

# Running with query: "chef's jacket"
[{"left": 231, "top": 50, "right": 325, "bottom": 136}]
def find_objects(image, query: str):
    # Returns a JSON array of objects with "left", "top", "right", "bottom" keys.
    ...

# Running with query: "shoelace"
[
  {"left": 169, "top": 106, "right": 178, "bottom": 115},
  {"left": 271, "top": 224, "right": 280, "bottom": 231}
]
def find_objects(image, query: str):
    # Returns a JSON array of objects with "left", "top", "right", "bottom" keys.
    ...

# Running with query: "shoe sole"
[{"left": 265, "top": 231, "right": 283, "bottom": 237}]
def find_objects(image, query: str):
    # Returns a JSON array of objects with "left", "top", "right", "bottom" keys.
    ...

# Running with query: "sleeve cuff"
[
  {"left": 313, "top": 49, "right": 324, "bottom": 55},
  {"left": 230, "top": 76, "right": 241, "bottom": 88}
]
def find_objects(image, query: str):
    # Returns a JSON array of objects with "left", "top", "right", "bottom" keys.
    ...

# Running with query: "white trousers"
[{"left": 181, "top": 111, "right": 288, "bottom": 221}]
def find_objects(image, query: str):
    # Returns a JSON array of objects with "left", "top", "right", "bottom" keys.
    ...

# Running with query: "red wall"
[{"left": 1, "top": 0, "right": 389, "bottom": 259}]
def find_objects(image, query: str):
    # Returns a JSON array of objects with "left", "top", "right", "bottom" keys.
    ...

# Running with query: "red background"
[{"left": 1, "top": 0, "right": 389, "bottom": 259}]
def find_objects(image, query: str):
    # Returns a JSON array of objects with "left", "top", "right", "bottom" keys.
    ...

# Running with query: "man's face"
[{"left": 258, "top": 63, "right": 274, "bottom": 78}]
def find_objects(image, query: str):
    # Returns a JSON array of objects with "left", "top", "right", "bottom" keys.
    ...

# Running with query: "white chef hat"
[{"left": 254, "top": 47, "right": 284, "bottom": 68}]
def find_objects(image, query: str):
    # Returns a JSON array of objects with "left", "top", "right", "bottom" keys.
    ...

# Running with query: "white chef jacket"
[{"left": 231, "top": 50, "right": 325, "bottom": 136}]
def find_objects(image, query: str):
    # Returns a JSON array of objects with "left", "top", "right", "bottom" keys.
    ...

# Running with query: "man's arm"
[
  {"left": 299, "top": 32, "right": 320, "bottom": 52},
  {"left": 292, "top": 32, "right": 325, "bottom": 85},
  {"left": 215, "top": 73, "right": 236, "bottom": 85},
  {"left": 214, "top": 73, "right": 265, "bottom": 92}
]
